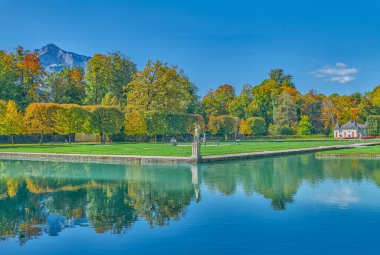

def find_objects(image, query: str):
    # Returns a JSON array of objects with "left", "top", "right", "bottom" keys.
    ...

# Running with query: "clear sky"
[{"left": 1, "top": 0, "right": 380, "bottom": 95}]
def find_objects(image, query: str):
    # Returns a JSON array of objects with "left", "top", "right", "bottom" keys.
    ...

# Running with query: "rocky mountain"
[{"left": 35, "top": 44, "right": 91, "bottom": 72}]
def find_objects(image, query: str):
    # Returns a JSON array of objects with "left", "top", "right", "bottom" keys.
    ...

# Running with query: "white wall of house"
[{"left": 334, "top": 129, "right": 360, "bottom": 138}]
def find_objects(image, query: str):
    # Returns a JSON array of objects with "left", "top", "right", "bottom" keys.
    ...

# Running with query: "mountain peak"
[{"left": 35, "top": 44, "right": 91, "bottom": 72}]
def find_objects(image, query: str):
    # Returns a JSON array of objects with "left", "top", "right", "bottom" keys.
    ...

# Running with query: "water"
[{"left": 1, "top": 154, "right": 380, "bottom": 255}]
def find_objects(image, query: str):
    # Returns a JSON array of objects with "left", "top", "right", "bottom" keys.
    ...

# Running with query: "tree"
[
  {"left": 228, "top": 84, "right": 255, "bottom": 119},
  {"left": 297, "top": 115, "right": 312, "bottom": 135},
  {"left": 0, "top": 101, "right": 24, "bottom": 144},
  {"left": 52, "top": 104, "right": 88, "bottom": 143},
  {"left": 85, "top": 53, "right": 137, "bottom": 105},
  {"left": 239, "top": 119, "right": 252, "bottom": 136},
  {"left": 246, "top": 117, "right": 266, "bottom": 135},
  {"left": 83, "top": 105, "right": 124, "bottom": 143},
  {"left": 202, "top": 84, "right": 236, "bottom": 116},
  {"left": 300, "top": 90, "right": 324, "bottom": 134},
  {"left": 366, "top": 115, "right": 380, "bottom": 136},
  {"left": 251, "top": 82, "right": 278, "bottom": 125},
  {"left": 46, "top": 68, "right": 86, "bottom": 104},
  {"left": 125, "top": 111, "right": 147, "bottom": 136},
  {"left": 126, "top": 60, "right": 197, "bottom": 114},
  {"left": 0, "top": 50, "right": 18, "bottom": 102},
  {"left": 269, "top": 69, "right": 294, "bottom": 87},
  {"left": 208, "top": 115, "right": 239, "bottom": 140},
  {"left": 272, "top": 91, "right": 297, "bottom": 134},
  {"left": 14, "top": 47, "right": 45, "bottom": 108},
  {"left": 24, "top": 103, "right": 59, "bottom": 143}
]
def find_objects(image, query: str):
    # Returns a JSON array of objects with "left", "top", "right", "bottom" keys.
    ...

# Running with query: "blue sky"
[{"left": 1, "top": 0, "right": 380, "bottom": 95}]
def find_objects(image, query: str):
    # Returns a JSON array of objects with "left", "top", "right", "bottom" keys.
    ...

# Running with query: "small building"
[{"left": 333, "top": 120, "right": 367, "bottom": 139}]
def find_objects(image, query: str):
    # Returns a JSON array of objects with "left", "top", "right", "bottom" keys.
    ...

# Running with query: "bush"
[{"left": 144, "top": 111, "right": 205, "bottom": 137}]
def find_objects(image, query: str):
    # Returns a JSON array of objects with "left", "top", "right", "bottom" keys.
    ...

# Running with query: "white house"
[{"left": 334, "top": 120, "right": 367, "bottom": 139}]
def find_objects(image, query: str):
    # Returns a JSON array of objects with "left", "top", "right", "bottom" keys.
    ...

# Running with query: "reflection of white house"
[{"left": 334, "top": 120, "right": 367, "bottom": 139}]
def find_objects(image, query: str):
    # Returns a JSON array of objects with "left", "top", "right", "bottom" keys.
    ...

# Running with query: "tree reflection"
[
  {"left": 0, "top": 161, "right": 195, "bottom": 243},
  {"left": 201, "top": 155, "right": 380, "bottom": 210},
  {"left": 2, "top": 155, "right": 380, "bottom": 244}
]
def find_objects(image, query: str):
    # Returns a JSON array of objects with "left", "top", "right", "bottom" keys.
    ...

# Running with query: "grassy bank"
[
  {"left": 0, "top": 140, "right": 363, "bottom": 157},
  {"left": 318, "top": 144, "right": 380, "bottom": 156}
]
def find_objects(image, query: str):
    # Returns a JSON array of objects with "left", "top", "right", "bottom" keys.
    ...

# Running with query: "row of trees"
[
  {"left": 2, "top": 45, "right": 380, "bottom": 139},
  {"left": 0, "top": 101, "right": 124, "bottom": 143},
  {"left": 202, "top": 70, "right": 380, "bottom": 136},
  {"left": 0, "top": 101, "right": 206, "bottom": 143}
]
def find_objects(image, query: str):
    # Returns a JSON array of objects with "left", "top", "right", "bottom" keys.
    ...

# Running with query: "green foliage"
[
  {"left": 297, "top": 115, "right": 312, "bottom": 135},
  {"left": 85, "top": 53, "right": 136, "bottom": 105},
  {"left": 52, "top": 104, "right": 88, "bottom": 137},
  {"left": 83, "top": 105, "right": 124, "bottom": 136},
  {"left": 366, "top": 115, "right": 380, "bottom": 135},
  {"left": 202, "top": 84, "right": 236, "bottom": 116},
  {"left": 272, "top": 91, "right": 297, "bottom": 134},
  {"left": 23, "top": 103, "right": 60, "bottom": 143},
  {"left": 46, "top": 68, "right": 86, "bottom": 104},
  {"left": 208, "top": 115, "right": 239, "bottom": 138},
  {"left": 0, "top": 47, "right": 45, "bottom": 109},
  {"left": 144, "top": 111, "right": 204, "bottom": 136},
  {"left": 269, "top": 68, "right": 294, "bottom": 87},
  {"left": 125, "top": 111, "right": 147, "bottom": 135},
  {"left": 126, "top": 60, "right": 197, "bottom": 114},
  {"left": 246, "top": 117, "right": 266, "bottom": 135}
]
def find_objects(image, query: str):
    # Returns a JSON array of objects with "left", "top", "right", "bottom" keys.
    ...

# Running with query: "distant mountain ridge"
[{"left": 35, "top": 44, "right": 91, "bottom": 72}]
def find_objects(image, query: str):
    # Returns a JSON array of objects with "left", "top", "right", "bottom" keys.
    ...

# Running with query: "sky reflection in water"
[{"left": 1, "top": 154, "right": 380, "bottom": 255}]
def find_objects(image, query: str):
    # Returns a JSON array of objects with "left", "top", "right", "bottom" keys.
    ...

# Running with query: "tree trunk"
[
  {"left": 68, "top": 134, "right": 71, "bottom": 144},
  {"left": 11, "top": 135, "right": 14, "bottom": 145},
  {"left": 40, "top": 134, "right": 43, "bottom": 144}
]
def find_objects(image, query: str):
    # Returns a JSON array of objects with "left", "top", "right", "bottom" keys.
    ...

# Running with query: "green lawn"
[
  {"left": 0, "top": 140, "right": 364, "bottom": 157},
  {"left": 318, "top": 144, "right": 380, "bottom": 155}
]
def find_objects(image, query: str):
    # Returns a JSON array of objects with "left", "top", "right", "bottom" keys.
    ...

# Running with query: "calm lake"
[{"left": 1, "top": 154, "right": 380, "bottom": 255}]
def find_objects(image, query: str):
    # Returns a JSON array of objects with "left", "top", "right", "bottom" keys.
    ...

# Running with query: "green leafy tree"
[
  {"left": 297, "top": 115, "right": 312, "bottom": 135},
  {"left": 246, "top": 117, "right": 266, "bottom": 135},
  {"left": 85, "top": 53, "right": 136, "bottom": 105},
  {"left": 202, "top": 84, "right": 236, "bottom": 116},
  {"left": 228, "top": 84, "right": 255, "bottom": 119},
  {"left": 53, "top": 104, "right": 88, "bottom": 143},
  {"left": 14, "top": 46, "right": 45, "bottom": 108},
  {"left": 0, "top": 101, "right": 24, "bottom": 144},
  {"left": 24, "top": 103, "right": 59, "bottom": 143},
  {"left": 300, "top": 90, "right": 324, "bottom": 134},
  {"left": 272, "top": 91, "right": 298, "bottom": 135},
  {"left": 269, "top": 68, "right": 294, "bottom": 87},
  {"left": 125, "top": 110, "right": 147, "bottom": 136},
  {"left": 46, "top": 68, "right": 86, "bottom": 104},
  {"left": 126, "top": 60, "right": 197, "bottom": 114},
  {"left": 208, "top": 115, "right": 239, "bottom": 140},
  {"left": 83, "top": 105, "right": 124, "bottom": 143},
  {"left": 0, "top": 50, "right": 18, "bottom": 102}
]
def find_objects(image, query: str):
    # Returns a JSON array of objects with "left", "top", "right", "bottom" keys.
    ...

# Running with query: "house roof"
[
  {"left": 340, "top": 120, "right": 366, "bottom": 130},
  {"left": 333, "top": 123, "right": 340, "bottom": 130}
]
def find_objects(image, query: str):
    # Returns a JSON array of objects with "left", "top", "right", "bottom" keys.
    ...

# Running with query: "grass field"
[
  {"left": 0, "top": 140, "right": 364, "bottom": 157},
  {"left": 318, "top": 144, "right": 380, "bottom": 155}
]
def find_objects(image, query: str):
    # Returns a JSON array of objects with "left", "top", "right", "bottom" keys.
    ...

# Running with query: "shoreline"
[{"left": 0, "top": 142, "right": 379, "bottom": 164}]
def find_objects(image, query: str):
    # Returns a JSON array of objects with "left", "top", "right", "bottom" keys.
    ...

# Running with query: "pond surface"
[{"left": 1, "top": 154, "right": 380, "bottom": 255}]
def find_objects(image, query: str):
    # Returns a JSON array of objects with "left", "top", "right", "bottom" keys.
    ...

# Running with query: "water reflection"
[{"left": 1, "top": 154, "right": 380, "bottom": 244}]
